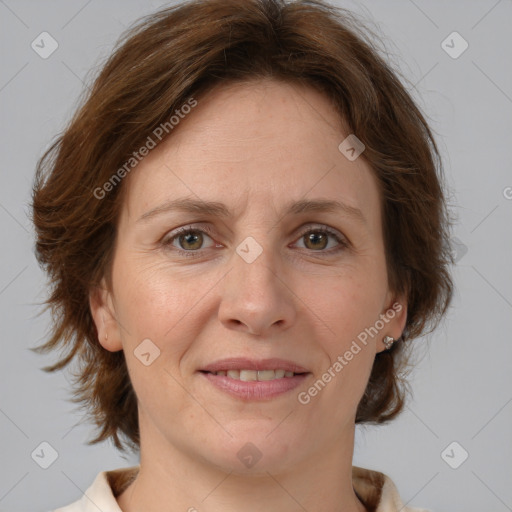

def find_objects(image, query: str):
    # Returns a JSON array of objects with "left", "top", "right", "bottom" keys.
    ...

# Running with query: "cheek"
[
  {"left": 313, "top": 271, "right": 385, "bottom": 339},
  {"left": 113, "top": 253, "right": 185, "bottom": 327},
  {"left": 112, "top": 255, "right": 220, "bottom": 379},
  {"left": 308, "top": 268, "right": 385, "bottom": 398},
  {"left": 113, "top": 263, "right": 198, "bottom": 415}
]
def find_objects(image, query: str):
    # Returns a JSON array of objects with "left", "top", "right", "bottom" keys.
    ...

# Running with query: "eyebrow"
[{"left": 137, "top": 197, "right": 366, "bottom": 224}]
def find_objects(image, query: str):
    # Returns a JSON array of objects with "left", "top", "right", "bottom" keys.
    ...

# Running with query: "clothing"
[{"left": 52, "top": 465, "right": 431, "bottom": 512}]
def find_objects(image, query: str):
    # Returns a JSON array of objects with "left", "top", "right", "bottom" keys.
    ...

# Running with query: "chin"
[{"left": 202, "top": 428, "right": 299, "bottom": 475}]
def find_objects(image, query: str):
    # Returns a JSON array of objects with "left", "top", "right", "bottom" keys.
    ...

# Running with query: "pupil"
[
  {"left": 181, "top": 232, "right": 201, "bottom": 250},
  {"left": 307, "top": 233, "right": 326, "bottom": 250}
]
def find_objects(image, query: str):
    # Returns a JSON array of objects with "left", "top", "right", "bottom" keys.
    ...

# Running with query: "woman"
[{"left": 31, "top": 0, "right": 453, "bottom": 510}]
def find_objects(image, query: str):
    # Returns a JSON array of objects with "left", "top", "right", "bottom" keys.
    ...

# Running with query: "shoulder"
[
  {"left": 352, "top": 466, "right": 433, "bottom": 512},
  {"left": 51, "top": 466, "right": 139, "bottom": 512}
]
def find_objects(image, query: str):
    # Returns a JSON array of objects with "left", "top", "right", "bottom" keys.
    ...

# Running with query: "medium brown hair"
[{"left": 31, "top": 0, "right": 454, "bottom": 453}]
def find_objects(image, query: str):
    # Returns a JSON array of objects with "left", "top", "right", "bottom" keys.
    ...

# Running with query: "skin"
[{"left": 90, "top": 78, "right": 407, "bottom": 512}]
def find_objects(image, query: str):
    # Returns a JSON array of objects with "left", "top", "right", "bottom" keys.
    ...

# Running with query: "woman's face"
[{"left": 91, "top": 78, "right": 406, "bottom": 473}]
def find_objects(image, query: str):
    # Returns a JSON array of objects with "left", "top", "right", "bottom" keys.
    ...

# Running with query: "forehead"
[{"left": 120, "top": 78, "right": 380, "bottom": 227}]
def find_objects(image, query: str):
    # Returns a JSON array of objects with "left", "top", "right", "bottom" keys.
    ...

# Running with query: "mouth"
[
  {"left": 199, "top": 369, "right": 308, "bottom": 381},
  {"left": 199, "top": 357, "right": 310, "bottom": 375},
  {"left": 197, "top": 358, "right": 311, "bottom": 401}
]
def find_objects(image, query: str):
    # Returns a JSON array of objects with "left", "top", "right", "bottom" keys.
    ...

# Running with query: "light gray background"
[{"left": 1, "top": 0, "right": 511, "bottom": 511}]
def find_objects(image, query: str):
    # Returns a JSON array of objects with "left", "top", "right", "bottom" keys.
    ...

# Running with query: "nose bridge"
[
  {"left": 235, "top": 232, "right": 280, "bottom": 294},
  {"left": 218, "top": 228, "right": 295, "bottom": 335}
]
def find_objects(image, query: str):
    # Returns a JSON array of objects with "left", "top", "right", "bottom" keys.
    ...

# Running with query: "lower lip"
[{"left": 199, "top": 371, "right": 310, "bottom": 400}]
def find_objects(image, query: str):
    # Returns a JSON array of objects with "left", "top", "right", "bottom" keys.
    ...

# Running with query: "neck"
[{"left": 117, "top": 420, "right": 367, "bottom": 512}]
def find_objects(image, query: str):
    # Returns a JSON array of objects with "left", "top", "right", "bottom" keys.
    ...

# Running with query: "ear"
[
  {"left": 89, "top": 278, "right": 123, "bottom": 352},
  {"left": 378, "top": 290, "right": 408, "bottom": 353}
]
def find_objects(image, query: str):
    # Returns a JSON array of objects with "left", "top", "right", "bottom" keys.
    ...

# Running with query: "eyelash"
[{"left": 161, "top": 224, "right": 349, "bottom": 259}]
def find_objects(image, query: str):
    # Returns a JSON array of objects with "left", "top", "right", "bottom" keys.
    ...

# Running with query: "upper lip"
[{"left": 200, "top": 358, "right": 310, "bottom": 373}]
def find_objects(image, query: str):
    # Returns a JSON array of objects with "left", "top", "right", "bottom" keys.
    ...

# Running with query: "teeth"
[
  {"left": 214, "top": 369, "right": 298, "bottom": 380},
  {"left": 257, "top": 370, "right": 278, "bottom": 381},
  {"left": 240, "top": 370, "right": 257, "bottom": 381}
]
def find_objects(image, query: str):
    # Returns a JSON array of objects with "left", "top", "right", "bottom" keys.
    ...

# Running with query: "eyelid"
[
  {"left": 295, "top": 223, "right": 347, "bottom": 242},
  {"left": 161, "top": 224, "right": 217, "bottom": 248}
]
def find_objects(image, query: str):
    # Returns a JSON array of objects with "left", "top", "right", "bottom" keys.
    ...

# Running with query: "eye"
[
  {"left": 294, "top": 226, "right": 348, "bottom": 254},
  {"left": 161, "top": 224, "right": 349, "bottom": 258},
  {"left": 161, "top": 225, "right": 217, "bottom": 257}
]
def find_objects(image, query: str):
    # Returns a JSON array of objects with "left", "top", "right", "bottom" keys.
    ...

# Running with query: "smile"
[
  {"left": 199, "top": 370, "right": 310, "bottom": 400},
  {"left": 205, "top": 369, "right": 302, "bottom": 380}
]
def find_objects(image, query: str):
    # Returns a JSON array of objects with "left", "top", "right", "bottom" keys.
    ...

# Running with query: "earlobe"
[
  {"left": 378, "top": 293, "right": 408, "bottom": 352},
  {"left": 89, "top": 280, "right": 123, "bottom": 352}
]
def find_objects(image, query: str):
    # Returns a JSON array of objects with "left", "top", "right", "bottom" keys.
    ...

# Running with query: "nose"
[{"left": 218, "top": 242, "right": 296, "bottom": 337}]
